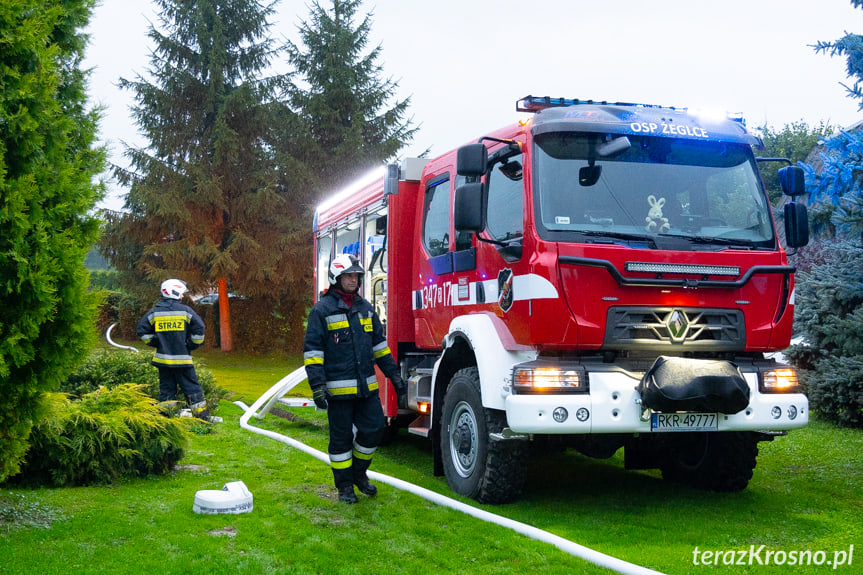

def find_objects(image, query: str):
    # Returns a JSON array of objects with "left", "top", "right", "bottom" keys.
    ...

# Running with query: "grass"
[{"left": 1, "top": 347, "right": 861, "bottom": 574}]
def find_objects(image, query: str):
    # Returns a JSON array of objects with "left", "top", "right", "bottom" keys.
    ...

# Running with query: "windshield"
[{"left": 532, "top": 132, "right": 775, "bottom": 250}]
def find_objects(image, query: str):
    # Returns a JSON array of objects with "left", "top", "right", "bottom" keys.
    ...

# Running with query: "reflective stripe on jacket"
[
  {"left": 136, "top": 298, "right": 205, "bottom": 368},
  {"left": 303, "top": 289, "right": 397, "bottom": 400}
]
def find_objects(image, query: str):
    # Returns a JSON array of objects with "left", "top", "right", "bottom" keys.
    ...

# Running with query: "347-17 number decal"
[{"left": 419, "top": 281, "right": 452, "bottom": 309}]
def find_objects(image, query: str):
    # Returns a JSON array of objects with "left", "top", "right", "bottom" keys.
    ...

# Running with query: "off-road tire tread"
[
  {"left": 441, "top": 367, "right": 528, "bottom": 504},
  {"left": 477, "top": 406, "right": 528, "bottom": 504}
]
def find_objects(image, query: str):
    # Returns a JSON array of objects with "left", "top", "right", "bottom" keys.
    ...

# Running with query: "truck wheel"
[
  {"left": 661, "top": 431, "right": 759, "bottom": 492},
  {"left": 440, "top": 367, "right": 528, "bottom": 504}
]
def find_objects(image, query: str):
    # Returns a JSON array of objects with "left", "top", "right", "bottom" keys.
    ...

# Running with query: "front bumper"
[{"left": 504, "top": 371, "right": 808, "bottom": 435}]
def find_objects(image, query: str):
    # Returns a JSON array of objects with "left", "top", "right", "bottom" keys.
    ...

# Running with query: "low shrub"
[
  {"left": 59, "top": 349, "right": 227, "bottom": 412},
  {"left": 6, "top": 385, "right": 190, "bottom": 487}
]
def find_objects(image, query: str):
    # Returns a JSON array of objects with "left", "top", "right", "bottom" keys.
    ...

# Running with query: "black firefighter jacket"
[
  {"left": 303, "top": 290, "right": 398, "bottom": 400},
  {"left": 136, "top": 298, "right": 206, "bottom": 368}
]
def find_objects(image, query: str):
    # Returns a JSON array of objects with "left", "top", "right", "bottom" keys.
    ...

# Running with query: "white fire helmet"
[
  {"left": 160, "top": 279, "right": 188, "bottom": 300},
  {"left": 328, "top": 254, "right": 364, "bottom": 285}
]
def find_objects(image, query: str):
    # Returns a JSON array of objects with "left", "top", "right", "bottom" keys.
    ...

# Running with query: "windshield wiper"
[
  {"left": 577, "top": 230, "right": 657, "bottom": 247},
  {"left": 658, "top": 233, "right": 755, "bottom": 249}
]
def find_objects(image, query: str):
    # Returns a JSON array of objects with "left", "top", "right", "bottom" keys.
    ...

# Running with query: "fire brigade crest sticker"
[{"left": 497, "top": 268, "right": 514, "bottom": 313}]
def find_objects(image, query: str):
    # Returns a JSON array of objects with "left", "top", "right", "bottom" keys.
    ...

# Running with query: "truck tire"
[
  {"left": 440, "top": 367, "right": 528, "bottom": 504},
  {"left": 660, "top": 431, "right": 759, "bottom": 492}
]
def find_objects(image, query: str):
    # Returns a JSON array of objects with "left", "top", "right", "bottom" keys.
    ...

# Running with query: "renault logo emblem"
[{"left": 667, "top": 310, "right": 688, "bottom": 342}]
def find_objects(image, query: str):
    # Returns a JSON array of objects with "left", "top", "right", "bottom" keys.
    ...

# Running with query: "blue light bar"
[
  {"left": 516, "top": 94, "right": 682, "bottom": 113},
  {"left": 516, "top": 95, "right": 746, "bottom": 125}
]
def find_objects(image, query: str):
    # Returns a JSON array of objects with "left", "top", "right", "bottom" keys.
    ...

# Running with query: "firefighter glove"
[
  {"left": 391, "top": 374, "right": 407, "bottom": 399},
  {"left": 312, "top": 388, "right": 328, "bottom": 410}
]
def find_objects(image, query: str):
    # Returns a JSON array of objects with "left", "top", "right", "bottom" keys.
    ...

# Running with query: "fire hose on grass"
[
  {"left": 106, "top": 323, "right": 139, "bottom": 353},
  {"left": 236, "top": 368, "right": 666, "bottom": 575}
]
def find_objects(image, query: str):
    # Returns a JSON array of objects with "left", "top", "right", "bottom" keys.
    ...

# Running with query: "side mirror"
[
  {"left": 457, "top": 144, "right": 488, "bottom": 177},
  {"left": 778, "top": 166, "right": 806, "bottom": 197},
  {"left": 784, "top": 201, "right": 809, "bottom": 248},
  {"left": 454, "top": 182, "right": 486, "bottom": 234}
]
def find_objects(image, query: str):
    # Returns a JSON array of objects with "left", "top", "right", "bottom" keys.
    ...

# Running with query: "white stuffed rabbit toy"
[{"left": 645, "top": 195, "right": 670, "bottom": 233}]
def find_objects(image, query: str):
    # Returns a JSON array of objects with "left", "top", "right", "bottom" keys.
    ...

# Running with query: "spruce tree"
[
  {"left": 284, "top": 0, "right": 417, "bottom": 198},
  {"left": 100, "top": 0, "right": 296, "bottom": 351},
  {"left": 807, "top": 0, "right": 863, "bottom": 237},
  {"left": 787, "top": 241, "right": 863, "bottom": 426},
  {"left": 0, "top": 0, "right": 105, "bottom": 480},
  {"left": 791, "top": 0, "right": 863, "bottom": 425}
]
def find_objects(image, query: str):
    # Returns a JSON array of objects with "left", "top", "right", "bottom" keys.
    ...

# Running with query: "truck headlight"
[
  {"left": 512, "top": 361, "right": 588, "bottom": 394},
  {"left": 759, "top": 368, "right": 801, "bottom": 394}
]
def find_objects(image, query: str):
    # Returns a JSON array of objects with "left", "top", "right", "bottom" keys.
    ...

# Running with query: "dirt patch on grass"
[
  {"left": 283, "top": 485, "right": 348, "bottom": 525},
  {"left": 174, "top": 464, "right": 210, "bottom": 473},
  {"left": 271, "top": 408, "right": 327, "bottom": 429},
  {"left": 781, "top": 465, "right": 806, "bottom": 475},
  {"left": 0, "top": 493, "right": 63, "bottom": 531},
  {"left": 207, "top": 526, "right": 237, "bottom": 537}
]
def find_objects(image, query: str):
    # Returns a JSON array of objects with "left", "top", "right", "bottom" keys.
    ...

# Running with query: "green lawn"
[{"left": 1, "top": 349, "right": 861, "bottom": 574}]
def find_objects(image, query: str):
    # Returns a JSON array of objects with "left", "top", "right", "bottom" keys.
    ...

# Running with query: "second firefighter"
[{"left": 303, "top": 253, "right": 406, "bottom": 504}]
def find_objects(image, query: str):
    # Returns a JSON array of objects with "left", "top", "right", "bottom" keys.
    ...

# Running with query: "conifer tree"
[
  {"left": 787, "top": 240, "right": 863, "bottom": 426},
  {"left": 806, "top": 0, "right": 863, "bottom": 237},
  {"left": 0, "top": 0, "right": 105, "bottom": 480},
  {"left": 284, "top": 0, "right": 417, "bottom": 198},
  {"left": 791, "top": 0, "right": 863, "bottom": 426},
  {"left": 101, "top": 0, "right": 296, "bottom": 351}
]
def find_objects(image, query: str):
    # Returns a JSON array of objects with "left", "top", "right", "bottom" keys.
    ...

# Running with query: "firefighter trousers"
[
  {"left": 157, "top": 366, "right": 205, "bottom": 408},
  {"left": 326, "top": 395, "right": 385, "bottom": 490}
]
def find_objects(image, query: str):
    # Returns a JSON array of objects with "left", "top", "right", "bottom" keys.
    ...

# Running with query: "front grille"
[{"left": 604, "top": 307, "right": 745, "bottom": 351}]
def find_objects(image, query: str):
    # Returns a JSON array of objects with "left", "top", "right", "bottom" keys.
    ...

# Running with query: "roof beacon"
[{"left": 516, "top": 94, "right": 745, "bottom": 125}]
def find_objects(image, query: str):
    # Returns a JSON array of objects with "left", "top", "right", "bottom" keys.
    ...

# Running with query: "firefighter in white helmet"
[
  {"left": 136, "top": 279, "right": 209, "bottom": 420},
  {"left": 303, "top": 253, "right": 406, "bottom": 503}
]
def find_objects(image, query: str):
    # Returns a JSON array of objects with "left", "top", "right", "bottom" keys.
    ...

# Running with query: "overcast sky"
[{"left": 85, "top": 0, "right": 863, "bottom": 212}]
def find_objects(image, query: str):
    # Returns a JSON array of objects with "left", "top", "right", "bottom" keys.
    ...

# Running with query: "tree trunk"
[{"left": 218, "top": 277, "right": 233, "bottom": 351}]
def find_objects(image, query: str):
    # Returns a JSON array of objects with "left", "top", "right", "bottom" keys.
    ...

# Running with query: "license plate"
[{"left": 651, "top": 412, "right": 718, "bottom": 432}]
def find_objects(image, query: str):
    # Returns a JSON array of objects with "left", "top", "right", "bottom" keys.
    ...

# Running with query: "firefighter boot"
[
  {"left": 354, "top": 474, "right": 377, "bottom": 497},
  {"left": 353, "top": 460, "right": 377, "bottom": 497},
  {"left": 190, "top": 399, "right": 210, "bottom": 422},
  {"left": 338, "top": 486, "right": 359, "bottom": 504}
]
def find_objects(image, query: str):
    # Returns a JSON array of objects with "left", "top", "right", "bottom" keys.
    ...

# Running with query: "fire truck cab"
[{"left": 312, "top": 96, "right": 810, "bottom": 503}]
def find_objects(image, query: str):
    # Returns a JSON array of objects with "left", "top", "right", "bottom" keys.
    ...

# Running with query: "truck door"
[
  {"left": 414, "top": 173, "right": 454, "bottom": 348},
  {"left": 479, "top": 146, "right": 532, "bottom": 344}
]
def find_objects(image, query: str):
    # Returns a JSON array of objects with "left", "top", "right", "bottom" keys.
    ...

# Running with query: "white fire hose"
[
  {"left": 237, "top": 368, "right": 665, "bottom": 575},
  {"left": 106, "top": 323, "right": 139, "bottom": 353}
]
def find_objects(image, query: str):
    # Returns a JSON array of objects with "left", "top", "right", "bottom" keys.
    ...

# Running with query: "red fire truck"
[{"left": 312, "top": 95, "right": 810, "bottom": 503}]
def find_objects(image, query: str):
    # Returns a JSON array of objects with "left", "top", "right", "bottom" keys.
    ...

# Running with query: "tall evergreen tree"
[
  {"left": 791, "top": 0, "right": 863, "bottom": 426},
  {"left": 284, "top": 0, "right": 417, "bottom": 199},
  {"left": 787, "top": 240, "right": 863, "bottom": 426},
  {"left": 805, "top": 0, "right": 863, "bottom": 238},
  {"left": 100, "top": 0, "right": 297, "bottom": 351},
  {"left": 0, "top": 0, "right": 105, "bottom": 480}
]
